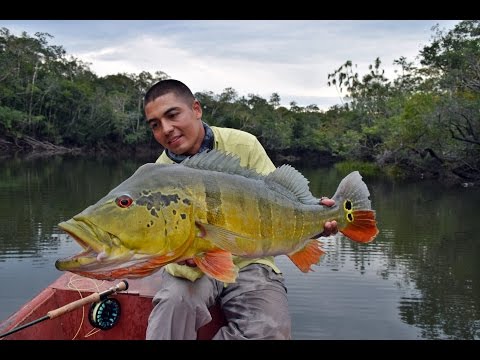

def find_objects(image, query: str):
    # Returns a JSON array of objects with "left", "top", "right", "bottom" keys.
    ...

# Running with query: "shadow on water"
[{"left": 0, "top": 155, "right": 479, "bottom": 339}]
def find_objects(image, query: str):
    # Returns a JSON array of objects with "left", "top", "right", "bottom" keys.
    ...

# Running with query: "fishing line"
[
  {"left": 67, "top": 274, "right": 105, "bottom": 339},
  {"left": 67, "top": 275, "right": 123, "bottom": 337}
]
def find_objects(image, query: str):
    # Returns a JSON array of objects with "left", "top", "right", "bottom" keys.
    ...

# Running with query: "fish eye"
[{"left": 116, "top": 195, "right": 133, "bottom": 208}]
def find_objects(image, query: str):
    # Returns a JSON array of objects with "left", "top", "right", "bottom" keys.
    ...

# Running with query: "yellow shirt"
[{"left": 156, "top": 126, "right": 281, "bottom": 281}]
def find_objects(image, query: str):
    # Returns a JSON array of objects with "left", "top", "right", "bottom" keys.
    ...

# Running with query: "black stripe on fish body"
[
  {"left": 272, "top": 200, "right": 296, "bottom": 247},
  {"left": 204, "top": 176, "right": 226, "bottom": 226},
  {"left": 266, "top": 194, "right": 300, "bottom": 254},
  {"left": 293, "top": 206, "right": 305, "bottom": 240},
  {"left": 233, "top": 181, "right": 246, "bottom": 215},
  {"left": 258, "top": 192, "right": 273, "bottom": 241}
]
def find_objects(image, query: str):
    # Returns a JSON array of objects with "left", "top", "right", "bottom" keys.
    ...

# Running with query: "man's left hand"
[{"left": 319, "top": 197, "right": 338, "bottom": 237}]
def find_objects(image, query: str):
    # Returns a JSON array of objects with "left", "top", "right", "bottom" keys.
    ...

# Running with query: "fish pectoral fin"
[
  {"left": 339, "top": 210, "right": 379, "bottom": 243},
  {"left": 193, "top": 249, "right": 238, "bottom": 283},
  {"left": 195, "top": 222, "right": 255, "bottom": 256},
  {"left": 287, "top": 239, "right": 326, "bottom": 273}
]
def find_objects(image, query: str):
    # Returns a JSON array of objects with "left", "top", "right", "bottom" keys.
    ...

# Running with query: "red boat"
[{"left": 0, "top": 272, "right": 225, "bottom": 340}]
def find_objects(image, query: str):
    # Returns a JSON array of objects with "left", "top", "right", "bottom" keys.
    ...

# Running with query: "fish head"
[{"left": 55, "top": 163, "right": 196, "bottom": 280}]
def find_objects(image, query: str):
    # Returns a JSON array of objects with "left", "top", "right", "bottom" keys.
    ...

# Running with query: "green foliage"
[
  {"left": 1, "top": 22, "right": 479, "bottom": 185},
  {"left": 334, "top": 160, "right": 381, "bottom": 177},
  {"left": 0, "top": 106, "right": 27, "bottom": 137},
  {"left": 420, "top": 20, "right": 480, "bottom": 92}
]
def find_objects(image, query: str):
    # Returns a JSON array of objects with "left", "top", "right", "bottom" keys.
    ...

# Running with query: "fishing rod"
[{"left": 0, "top": 280, "right": 129, "bottom": 339}]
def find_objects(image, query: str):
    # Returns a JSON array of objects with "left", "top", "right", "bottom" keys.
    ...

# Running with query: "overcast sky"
[{"left": 1, "top": 20, "right": 461, "bottom": 110}]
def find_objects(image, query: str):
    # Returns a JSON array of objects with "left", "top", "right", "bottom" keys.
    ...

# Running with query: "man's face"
[{"left": 145, "top": 93, "right": 204, "bottom": 155}]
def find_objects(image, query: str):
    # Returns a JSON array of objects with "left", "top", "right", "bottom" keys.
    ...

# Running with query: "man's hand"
[
  {"left": 319, "top": 197, "right": 335, "bottom": 207},
  {"left": 319, "top": 197, "right": 338, "bottom": 237}
]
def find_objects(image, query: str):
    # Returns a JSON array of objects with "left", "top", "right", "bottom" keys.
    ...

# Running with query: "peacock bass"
[{"left": 55, "top": 150, "right": 379, "bottom": 283}]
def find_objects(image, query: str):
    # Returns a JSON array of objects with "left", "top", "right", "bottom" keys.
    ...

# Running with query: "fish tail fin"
[{"left": 332, "top": 171, "right": 379, "bottom": 243}]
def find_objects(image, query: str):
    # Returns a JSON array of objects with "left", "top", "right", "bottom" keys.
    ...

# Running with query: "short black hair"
[{"left": 144, "top": 79, "right": 195, "bottom": 106}]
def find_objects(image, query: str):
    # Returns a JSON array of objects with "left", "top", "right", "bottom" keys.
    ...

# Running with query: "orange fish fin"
[
  {"left": 75, "top": 253, "right": 173, "bottom": 280},
  {"left": 105, "top": 264, "right": 157, "bottom": 279},
  {"left": 340, "top": 210, "right": 379, "bottom": 243},
  {"left": 193, "top": 249, "right": 239, "bottom": 283},
  {"left": 196, "top": 222, "right": 255, "bottom": 256},
  {"left": 287, "top": 239, "right": 326, "bottom": 273}
]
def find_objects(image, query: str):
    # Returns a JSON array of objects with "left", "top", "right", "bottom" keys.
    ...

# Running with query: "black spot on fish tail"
[
  {"left": 180, "top": 213, "right": 186, "bottom": 219},
  {"left": 173, "top": 209, "right": 177, "bottom": 215},
  {"left": 345, "top": 200, "right": 352, "bottom": 210},
  {"left": 151, "top": 209, "right": 158, "bottom": 217},
  {"left": 182, "top": 198, "right": 191, "bottom": 205}
]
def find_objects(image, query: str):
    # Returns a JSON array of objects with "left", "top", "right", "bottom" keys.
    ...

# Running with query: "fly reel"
[{"left": 88, "top": 297, "right": 121, "bottom": 330}]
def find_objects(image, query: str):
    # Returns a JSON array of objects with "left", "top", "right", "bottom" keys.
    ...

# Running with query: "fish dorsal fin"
[
  {"left": 181, "top": 149, "right": 263, "bottom": 179},
  {"left": 265, "top": 164, "right": 319, "bottom": 205},
  {"left": 182, "top": 150, "right": 318, "bottom": 205}
]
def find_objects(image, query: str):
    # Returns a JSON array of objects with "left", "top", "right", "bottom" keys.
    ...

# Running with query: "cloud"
[{"left": 1, "top": 20, "right": 461, "bottom": 109}]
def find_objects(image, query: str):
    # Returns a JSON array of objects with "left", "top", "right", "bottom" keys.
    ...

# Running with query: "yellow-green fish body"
[{"left": 56, "top": 150, "right": 378, "bottom": 282}]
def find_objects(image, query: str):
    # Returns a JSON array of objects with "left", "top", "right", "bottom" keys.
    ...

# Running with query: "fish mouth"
[
  {"left": 55, "top": 218, "right": 109, "bottom": 271},
  {"left": 55, "top": 218, "right": 162, "bottom": 280}
]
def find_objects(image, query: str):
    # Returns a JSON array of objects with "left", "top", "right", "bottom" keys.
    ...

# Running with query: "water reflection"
[
  {"left": 0, "top": 155, "right": 479, "bottom": 339},
  {"left": 0, "top": 155, "right": 147, "bottom": 257},
  {"left": 372, "top": 179, "right": 480, "bottom": 339}
]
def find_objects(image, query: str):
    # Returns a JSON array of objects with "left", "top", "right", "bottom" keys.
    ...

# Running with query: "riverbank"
[
  {"left": 0, "top": 135, "right": 339, "bottom": 167},
  {"left": 0, "top": 135, "right": 162, "bottom": 161},
  {"left": 1, "top": 136, "right": 475, "bottom": 188}
]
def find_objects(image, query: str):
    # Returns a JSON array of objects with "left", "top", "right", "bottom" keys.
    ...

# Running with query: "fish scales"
[
  {"left": 193, "top": 169, "right": 318, "bottom": 255},
  {"left": 197, "top": 169, "right": 277, "bottom": 254}
]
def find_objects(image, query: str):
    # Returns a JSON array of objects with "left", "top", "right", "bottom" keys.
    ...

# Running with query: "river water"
[{"left": 0, "top": 154, "right": 478, "bottom": 339}]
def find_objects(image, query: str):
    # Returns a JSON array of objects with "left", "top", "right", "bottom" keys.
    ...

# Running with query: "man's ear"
[{"left": 193, "top": 99, "right": 203, "bottom": 118}]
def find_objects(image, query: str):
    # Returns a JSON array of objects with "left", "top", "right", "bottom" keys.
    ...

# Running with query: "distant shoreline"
[{"left": 0, "top": 135, "right": 339, "bottom": 167}]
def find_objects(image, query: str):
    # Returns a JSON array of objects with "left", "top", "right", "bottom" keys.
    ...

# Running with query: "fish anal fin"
[
  {"left": 287, "top": 239, "right": 326, "bottom": 273},
  {"left": 108, "top": 265, "right": 157, "bottom": 279},
  {"left": 75, "top": 254, "right": 174, "bottom": 280},
  {"left": 193, "top": 249, "right": 239, "bottom": 283},
  {"left": 340, "top": 210, "right": 379, "bottom": 243}
]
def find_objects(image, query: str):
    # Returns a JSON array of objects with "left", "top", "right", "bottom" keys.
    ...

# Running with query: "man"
[{"left": 143, "top": 79, "right": 337, "bottom": 340}]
